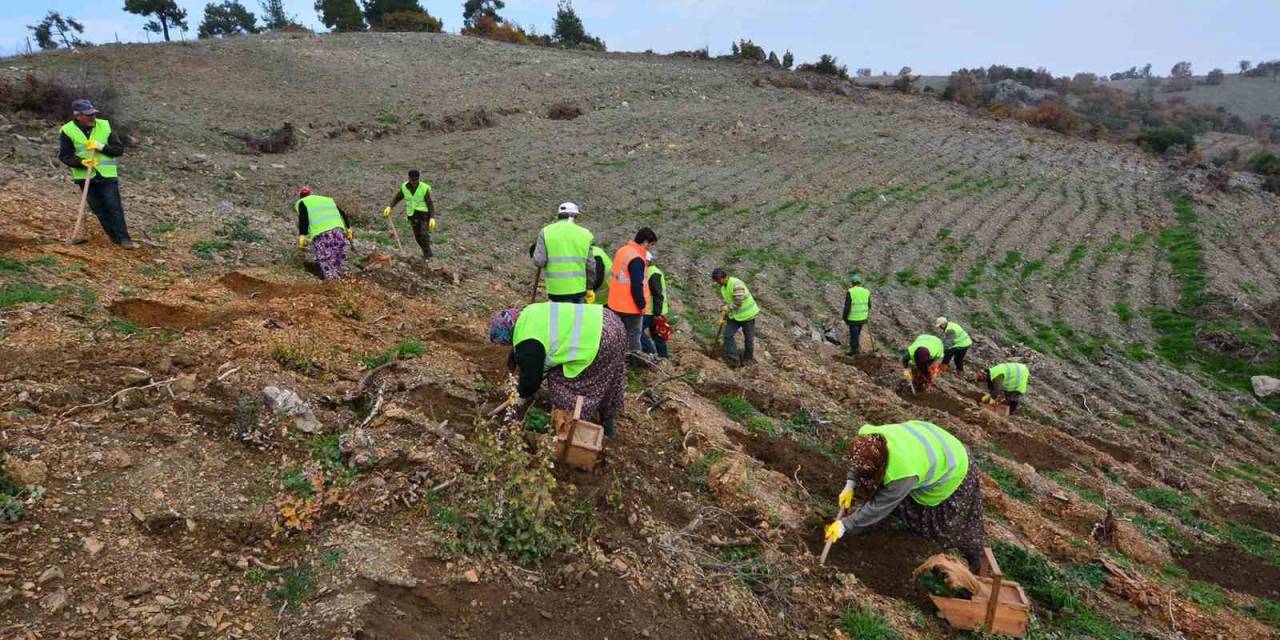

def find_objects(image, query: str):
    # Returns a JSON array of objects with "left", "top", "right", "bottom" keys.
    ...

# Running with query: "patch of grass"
[
  {"left": 108, "top": 317, "right": 145, "bottom": 337},
  {"left": 280, "top": 466, "right": 317, "bottom": 498},
  {"left": 1244, "top": 598, "right": 1280, "bottom": 628},
  {"left": 996, "top": 250, "right": 1023, "bottom": 272},
  {"left": 1224, "top": 521, "right": 1280, "bottom": 566},
  {"left": 1181, "top": 580, "right": 1227, "bottom": 611},
  {"left": 953, "top": 263, "right": 984, "bottom": 298},
  {"left": 1055, "top": 608, "right": 1136, "bottom": 638},
  {"left": 1020, "top": 259, "right": 1044, "bottom": 279},
  {"left": 0, "top": 256, "right": 56, "bottom": 273},
  {"left": 1113, "top": 301, "right": 1135, "bottom": 323},
  {"left": 717, "top": 395, "right": 755, "bottom": 421},
  {"left": 925, "top": 265, "right": 952, "bottom": 289},
  {"left": 936, "top": 227, "right": 952, "bottom": 240},
  {"left": 320, "top": 549, "right": 346, "bottom": 569},
  {"left": 1122, "top": 344, "right": 1153, "bottom": 361},
  {"left": 266, "top": 562, "right": 316, "bottom": 614},
  {"left": 1132, "top": 515, "right": 1188, "bottom": 553},
  {"left": 271, "top": 340, "right": 322, "bottom": 376},
  {"left": 220, "top": 216, "right": 266, "bottom": 244},
  {"left": 150, "top": 223, "right": 177, "bottom": 234},
  {"left": 837, "top": 606, "right": 899, "bottom": 640},
  {"left": 374, "top": 114, "right": 399, "bottom": 125},
  {"left": 362, "top": 338, "right": 425, "bottom": 368},
  {"left": 991, "top": 542, "right": 1078, "bottom": 612},
  {"left": 0, "top": 283, "right": 63, "bottom": 308},
  {"left": 192, "top": 238, "right": 232, "bottom": 260},
  {"left": 744, "top": 415, "right": 777, "bottom": 435},
  {"left": 1064, "top": 243, "right": 1089, "bottom": 271},
  {"left": 894, "top": 269, "right": 923, "bottom": 287},
  {"left": 982, "top": 461, "right": 1030, "bottom": 502}
]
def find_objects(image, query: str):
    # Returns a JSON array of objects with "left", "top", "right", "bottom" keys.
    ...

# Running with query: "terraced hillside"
[{"left": 2, "top": 32, "right": 1279, "bottom": 639}]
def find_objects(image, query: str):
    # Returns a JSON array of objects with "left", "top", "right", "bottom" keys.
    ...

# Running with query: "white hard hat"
[
  {"left": 935, "top": 316, "right": 948, "bottom": 329},
  {"left": 557, "top": 202, "right": 580, "bottom": 216}
]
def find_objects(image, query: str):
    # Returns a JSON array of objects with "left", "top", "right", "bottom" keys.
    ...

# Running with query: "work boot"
[
  {"left": 118, "top": 240, "right": 136, "bottom": 250},
  {"left": 602, "top": 417, "right": 615, "bottom": 438}
]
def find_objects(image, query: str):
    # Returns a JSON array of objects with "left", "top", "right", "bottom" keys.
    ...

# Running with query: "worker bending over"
[
  {"left": 531, "top": 203, "right": 594, "bottom": 303},
  {"left": 488, "top": 302, "right": 625, "bottom": 436},
  {"left": 826, "top": 421, "right": 986, "bottom": 572},
  {"left": 935, "top": 317, "right": 972, "bottom": 374},
  {"left": 978, "top": 362, "right": 1029, "bottom": 415},
  {"left": 608, "top": 228, "right": 658, "bottom": 355},
  {"left": 712, "top": 268, "right": 759, "bottom": 367},
  {"left": 842, "top": 274, "right": 871, "bottom": 355},
  {"left": 902, "top": 333, "right": 944, "bottom": 388},
  {"left": 383, "top": 169, "right": 436, "bottom": 259},
  {"left": 640, "top": 261, "right": 671, "bottom": 359},
  {"left": 295, "top": 186, "right": 353, "bottom": 280}
]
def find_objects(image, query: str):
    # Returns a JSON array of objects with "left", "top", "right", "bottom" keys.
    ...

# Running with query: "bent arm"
[
  {"left": 531, "top": 231, "right": 548, "bottom": 267},
  {"left": 513, "top": 340, "right": 547, "bottom": 398},
  {"left": 840, "top": 477, "right": 916, "bottom": 536}
]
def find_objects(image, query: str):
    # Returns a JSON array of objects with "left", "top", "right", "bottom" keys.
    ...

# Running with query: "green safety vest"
[
  {"left": 859, "top": 422, "right": 970, "bottom": 507},
  {"left": 846, "top": 286, "right": 870, "bottom": 322},
  {"left": 590, "top": 245, "right": 611, "bottom": 304},
  {"left": 512, "top": 302, "right": 604, "bottom": 379},
  {"left": 907, "top": 334, "right": 944, "bottom": 361},
  {"left": 542, "top": 220, "right": 593, "bottom": 296},
  {"left": 989, "top": 363, "right": 1029, "bottom": 394},
  {"left": 720, "top": 276, "right": 759, "bottom": 322},
  {"left": 62, "top": 119, "right": 118, "bottom": 179},
  {"left": 294, "top": 195, "right": 346, "bottom": 239},
  {"left": 944, "top": 322, "right": 973, "bottom": 349},
  {"left": 646, "top": 265, "right": 669, "bottom": 316},
  {"left": 400, "top": 181, "right": 430, "bottom": 216}
]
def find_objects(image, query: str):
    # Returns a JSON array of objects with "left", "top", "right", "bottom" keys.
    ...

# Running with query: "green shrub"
[
  {"left": 0, "top": 283, "right": 63, "bottom": 307},
  {"left": 837, "top": 606, "right": 899, "bottom": 639},
  {"left": 1181, "top": 580, "right": 1227, "bottom": 610},
  {"left": 266, "top": 562, "right": 316, "bottom": 613},
  {"left": 744, "top": 416, "right": 777, "bottom": 435},
  {"left": 192, "top": 238, "right": 232, "bottom": 259},
  {"left": 717, "top": 395, "right": 755, "bottom": 421},
  {"left": 1225, "top": 521, "right": 1280, "bottom": 565},
  {"left": 689, "top": 450, "right": 724, "bottom": 490},
  {"left": 991, "top": 542, "right": 1078, "bottom": 611},
  {"left": 1136, "top": 127, "right": 1196, "bottom": 153},
  {"left": 524, "top": 408, "right": 550, "bottom": 434},
  {"left": 378, "top": 10, "right": 442, "bottom": 32}
]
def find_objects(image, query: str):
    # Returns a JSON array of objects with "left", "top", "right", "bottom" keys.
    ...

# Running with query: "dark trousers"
[
  {"left": 723, "top": 318, "right": 755, "bottom": 365},
  {"left": 548, "top": 292, "right": 586, "bottom": 303},
  {"left": 640, "top": 315, "right": 670, "bottom": 358},
  {"left": 1005, "top": 391, "right": 1023, "bottom": 414},
  {"left": 76, "top": 178, "right": 131, "bottom": 244},
  {"left": 942, "top": 347, "right": 969, "bottom": 372},
  {"left": 846, "top": 321, "right": 865, "bottom": 354},
  {"left": 408, "top": 212, "right": 432, "bottom": 258}
]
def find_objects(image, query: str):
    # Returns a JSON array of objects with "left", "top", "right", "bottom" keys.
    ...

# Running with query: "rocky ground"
[{"left": 1, "top": 32, "right": 1279, "bottom": 639}]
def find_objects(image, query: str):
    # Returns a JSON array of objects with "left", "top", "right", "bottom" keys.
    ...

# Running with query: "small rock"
[
  {"left": 40, "top": 588, "right": 67, "bottom": 612},
  {"left": 83, "top": 537, "right": 104, "bottom": 556},
  {"left": 463, "top": 569, "right": 479, "bottom": 583},
  {"left": 104, "top": 449, "right": 133, "bottom": 469},
  {"left": 4, "top": 458, "right": 47, "bottom": 486},
  {"left": 610, "top": 557, "right": 628, "bottom": 573},
  {"left": 37, "top": 566, "right": 64, "bottom": 583},
  {"left": 1251, "top": 375, "right": 1280, "bottom": 398},
  {"left": 171, "top": 373, "right": 198, "bottom": 395},
  {"left": 261, "top": 386, "right": 321, "bottom": 434},
  {"left": 154, "top": 595, "right": 176, "bottom": 606}
]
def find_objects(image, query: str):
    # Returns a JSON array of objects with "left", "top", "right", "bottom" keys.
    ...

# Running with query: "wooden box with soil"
[
  {"left": 551, "top": 396, "right": 604, "bottom": 472},
  {"left": 928, "top": 548, "right": 1030, "bottom": 637}
]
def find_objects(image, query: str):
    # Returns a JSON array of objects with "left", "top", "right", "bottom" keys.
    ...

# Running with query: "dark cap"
[
  {"left": 70, "top": 99, "right": 99, "bottom": 115},
  {"left": 711, "top": 267, "right": 727, "bottom": 279}
]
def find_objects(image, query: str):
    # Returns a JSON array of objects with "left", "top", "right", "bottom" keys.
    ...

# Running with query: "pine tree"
[
  {"left": 782, "top": 50, "right": 793, "bottom": 69},
  {"left": 360, "top": 0, "right": 424, "bottom": 28},
  {"left": 124, "top": 0, "right": 189, "bottom": 42},
  {"left": 315, "top": 0, "right": 366, "bottom": 31},
  {"left": 552, "top": 0, "right": 602, "bottom": 49},
  {"left": 198, "top": 1, "right": 259, "bottom": 38},
  {"left": 28, "top": 11, "right": 89, "bottom": 49},
  {"left": 462, "top": 0, "right": 505, "bottom": 29},
  {"left": 259, "top": 0, "right": 301, "bottom": 30}
]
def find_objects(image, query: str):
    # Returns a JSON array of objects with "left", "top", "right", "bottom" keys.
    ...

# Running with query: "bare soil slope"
[{"left": 2, "top": 33, "right": 1279, "bottom": 639}]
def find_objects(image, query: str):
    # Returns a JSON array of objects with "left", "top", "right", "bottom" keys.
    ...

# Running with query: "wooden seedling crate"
[
  {"left": 929, "top": 547, "right": 1030, "bottom": 637},
  {"left": 980, "top": 401, "right": 1011, "bottom": 417},
  {"left": 552, "top": 396, "right": 604, "bottom": 472}
]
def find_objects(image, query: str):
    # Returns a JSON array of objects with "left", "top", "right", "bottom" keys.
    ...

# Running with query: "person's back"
[{"left": 534, "top": 204, "right": 594, "bottom": 302}]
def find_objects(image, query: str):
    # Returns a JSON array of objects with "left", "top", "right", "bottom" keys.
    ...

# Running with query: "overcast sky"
[{"left": 1, "top": 1, "right": 1276, "bottom": 76}]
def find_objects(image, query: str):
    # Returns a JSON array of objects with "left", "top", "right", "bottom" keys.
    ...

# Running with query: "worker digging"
[
  {"left": 59, "top": 99, "right": 133, "bottom": 249},
  {"left": 383, "top": 169, "right": 437, "bottom": 259},
  {"left": 978, "top": 362, "right": 1030, "bottom": 415},
  {"left": 488, "top": 302, "right": 626, "bottom": 437},
  {"left": 936, "top": 316, "right": 973, "bottom": 375},
  {"left": 640, "top": 259, "right": 671, "bottom": 359},
  {"left": 530, "top": 202, "right": 594, "bottom": 303},
  {"left": 294, "top": 186, "right": 353, "bottom": 280},
  {"left": 902, "top": 332, "right": 945, "bottom": 390},
  {"left": 712, "top": 267, "right": 759, "bottom": 367},
  {"left": 825, "top": 421, "right": 986, "bottom": 572}
]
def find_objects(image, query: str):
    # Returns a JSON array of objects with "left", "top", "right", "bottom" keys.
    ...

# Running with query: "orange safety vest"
[{"left": 607, "top": 241, "right": 649, "bottom": 315}]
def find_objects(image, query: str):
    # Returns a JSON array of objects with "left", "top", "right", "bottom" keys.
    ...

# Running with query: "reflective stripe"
[
  {"left": 548, "top": 256, "right": 589, "bottom": 264},
  {"left": 546, "top": 271, "right": 584, "bottom": 279},
  {"left": 904, "top": 421, "right": 958, "bottom": 495},
  {"left": 545, "top": 302, "right": 586, "bottom": 367},
  {"left": 547, "top": 303, "right": 560, "bottom": 368},
  {"left": 568, "top": 304, "right": 584, "bottom": 363}
]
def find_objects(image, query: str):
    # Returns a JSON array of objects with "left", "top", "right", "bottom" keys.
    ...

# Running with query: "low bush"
[
  {"left": 1017, "top": 101, "right": 1084, "bottom": 135},
  {"left": 1204, "top": 69, "right": 1225, "bottom": 86},
  {"left": 837, "top": 606, "right": 899, "bottom": 639},
  {"left": 0, "top": 73, "right": 118, "bottom": 122},
  {"left": 1136, "top": 127, "right": 1196, "bottom": 153},
  {"left": 796, "top": 54, "right": 848, "bottom": 79},
  {"left": 378, "top": 10, "right": 442, "bottom": 33}
]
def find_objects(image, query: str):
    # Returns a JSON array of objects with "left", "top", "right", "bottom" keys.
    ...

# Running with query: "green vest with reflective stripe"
[
  {"left": 542, "top": 220, "right": 593, "bottom": 296},
  {"left": 944, "top": 322, "right": 972, "bottom": 349},
  {"left": 720, "top": 276, "right": 759, "bottom": 322},
  {"left": 62, "top": 119, "right": 118, "bottom": 179},
  {"left": 860, "top": 421, "right": 969, "bottom": 507},
  {"left": 907, "top": 334, "right": 944, "bottom": 360},
  {"left": 294, "top": 195, "right": 346, "bottom": 239},
  {"left": 512, "top": 302, "right": 604, "bottom": 379},
  {"left": 645, "top": 266, "right": 668, "bottom": 316},
  {"left": 846, "top": 286, "right": 870, "bottom": 322},
  {"left": 989, "top": 363, "right": 1029, "bottom": 394},
  {"left": 400, "top": 181, "right": 430, "bottom": 216},
  {"left": 590, "top": 245, "right": 611, "bottom": 304}
]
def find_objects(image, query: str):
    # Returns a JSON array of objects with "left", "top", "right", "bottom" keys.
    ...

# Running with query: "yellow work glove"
[
  {"left": 81, "top": 157, "right": 99, "bottom": 170},
  {"left": 824, "top": 519, "right": 845, "bottom": 543},
  {"left": 345, "top": 228, "right": 354, "bottom": 241},
  {"left": 428, "top": 217, "right": 437, "bottom": 232},
  {"left": 585, "top": 290, "right": 596, "bottom": 304},
  {"left": 903, "top": 369, "right": 913, "bottom": 381},
  {"left": 981, "top": 394, "right": 993, "bottom": 404},
  {"left": 838, "top": 480, "right": 854, "bottom": 510},
  {"left": 297, "top": 235, "right": 307, "bottom": 250},
  {"left": 85, "top": 140, "right": 102, "bottom": 151},
  {"left": 720, "top": 305, "right": 730, "bottom": 315},
  {"left": 382, "top": 206, "right": 392, "bottom": 218}
]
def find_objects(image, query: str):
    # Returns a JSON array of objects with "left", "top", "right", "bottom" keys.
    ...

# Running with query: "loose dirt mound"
[
  {"left": 729, "top": 431, "right": 844, "bottom": 494},
  {"left": 106, "top": 298, "right": 209, "bottom": 329},
  {"left": 218, "top": 272, "right": 303, "bottom": 299},
  {"left": 808, "top": 524, "right": 940, "bottom": 608},
  {"left": 1180, "top": 545, "right": 1280, "bottom": 601},
  {"left": 356, "top": 566, "right": 762, "bottom": 640}
]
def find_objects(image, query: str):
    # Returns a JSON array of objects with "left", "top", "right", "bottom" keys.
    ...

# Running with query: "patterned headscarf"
[
  {"left": 847, "top": 433, "right": 889, "bottom": 494},
  {"left": 488, "top": 308, "right": 520, "bottom": 345}
]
